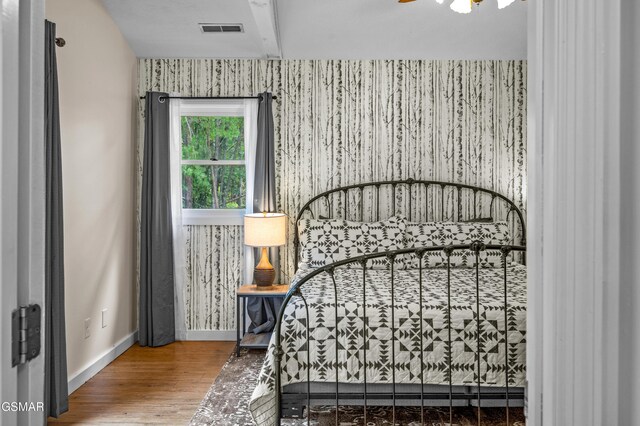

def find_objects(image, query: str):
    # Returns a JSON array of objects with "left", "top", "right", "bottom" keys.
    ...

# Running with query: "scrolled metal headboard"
[{"left": 293, "top": 179, "right": 526, "bottom": 270}]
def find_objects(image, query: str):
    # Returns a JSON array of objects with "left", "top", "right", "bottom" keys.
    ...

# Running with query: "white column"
[{"left": 527, "top": 0, "right": 623, "bottom": 425}]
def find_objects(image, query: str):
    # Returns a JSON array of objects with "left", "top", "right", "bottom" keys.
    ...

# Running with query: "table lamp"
[{"left": 244, "top": 212, "right": 286, "bottom": 287}]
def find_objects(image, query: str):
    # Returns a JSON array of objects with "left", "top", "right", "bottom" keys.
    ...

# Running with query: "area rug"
[{"left": 190, "top": 350, "right": 525, "bottom": 426}]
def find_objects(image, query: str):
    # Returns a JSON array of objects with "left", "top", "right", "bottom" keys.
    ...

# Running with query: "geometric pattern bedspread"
[{"left": 249, "top": 266, "right": 527, "bottom": 425}]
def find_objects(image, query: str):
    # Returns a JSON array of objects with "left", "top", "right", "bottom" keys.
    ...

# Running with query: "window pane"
[
  {"left": 181, "top": 116, "right": 244, "bottom": 160},
  {"left": 182, "top": 165, "right": 246, "bottom": 209}
]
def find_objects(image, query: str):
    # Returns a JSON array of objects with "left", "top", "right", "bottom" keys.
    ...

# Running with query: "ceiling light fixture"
[
  {"left": 496, "top": 0, "right": 517, "bottom": 8},
  {"left": 450, "top": 0, "right": 473, "bottom": 13},
  {"left": 399, "top": 0, "right": 521, "bottom": 13}
]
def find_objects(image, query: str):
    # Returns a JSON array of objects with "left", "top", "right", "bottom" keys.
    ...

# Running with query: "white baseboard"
[
  {"left": 185, "top": 330, "right": 236, "bottom": 341},
  {"left": 67, "top": 330, "right": 138, "bottom": 394}
]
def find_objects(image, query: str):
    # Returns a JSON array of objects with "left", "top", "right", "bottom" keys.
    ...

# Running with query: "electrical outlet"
[
  {"left": 84, "top": 318, "right": 91, "bottom": 339},
  {"left": 101, "top": 309, "right": 107, "bottom": 328}
]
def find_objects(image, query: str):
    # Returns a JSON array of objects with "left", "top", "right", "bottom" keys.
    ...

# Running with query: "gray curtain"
[
  {"left": 139, "top": 92, "right": 176, "bottom": 347},
  {"left": 248, "top": 92, "right": 283, "bottom": 333},
  {"left": 44, "top": 20, "right": 68, "bottom": 418}
]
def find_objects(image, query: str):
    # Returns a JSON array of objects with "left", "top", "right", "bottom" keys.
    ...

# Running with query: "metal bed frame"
[{"left": 274, "top": 179, "right": 527, "bottom": 425}]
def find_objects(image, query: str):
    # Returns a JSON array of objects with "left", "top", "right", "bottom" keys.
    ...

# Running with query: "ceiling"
[{"left": 101, "top": 0, "right": 527, "bottom": 60}]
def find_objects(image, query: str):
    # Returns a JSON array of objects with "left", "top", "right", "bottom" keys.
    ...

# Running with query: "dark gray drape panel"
[
  {"left": 44, "top": 20, "right": 69, "bottom": 418},
  {"left": 139, "top": 92, "right": 176, "bottom": 347},
  {"left": 248, "top": 92, "right": 283, "bottom": 333}
]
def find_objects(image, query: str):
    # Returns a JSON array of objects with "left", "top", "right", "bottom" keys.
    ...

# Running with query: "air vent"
[{"left": 199, "top": 23, "right": 244, "bottom": 33}]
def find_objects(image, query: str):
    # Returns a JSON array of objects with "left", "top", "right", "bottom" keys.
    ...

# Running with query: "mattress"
[{"left": 249, "top": 265, "right": 527, "bottom": 425}]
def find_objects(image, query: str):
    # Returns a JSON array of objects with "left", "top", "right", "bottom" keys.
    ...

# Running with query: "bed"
[{"left": 248, "top": 179, "right": 527, "bottom": 426}]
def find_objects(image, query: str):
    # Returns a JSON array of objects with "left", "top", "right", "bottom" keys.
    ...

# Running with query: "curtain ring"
[{"left": 158, "top": 96, "right": 166, "bottom": 103}]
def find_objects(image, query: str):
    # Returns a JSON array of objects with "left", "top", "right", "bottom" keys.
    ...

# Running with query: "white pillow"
[
  {"left": 404, "top": 221, "right": 511, "bottom": 268},
  {"left": 297, "top": 215, "right": 407, "bottom": 269}
]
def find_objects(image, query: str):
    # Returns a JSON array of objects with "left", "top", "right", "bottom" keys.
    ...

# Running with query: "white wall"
[{"left": 45, "top": 0, "right": 137, "bottom": 383}]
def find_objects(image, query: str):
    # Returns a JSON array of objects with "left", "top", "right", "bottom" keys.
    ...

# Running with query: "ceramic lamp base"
[
  {"left": 254, "top": 247, "right": 276, "bottom": 287},
  {"left": 254, "top": 267, "right": 275, "bottom": 287}
]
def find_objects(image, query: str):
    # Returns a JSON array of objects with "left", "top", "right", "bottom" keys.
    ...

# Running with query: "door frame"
[
  {"left": 1, "top": 0, "right": 22, "bottom": 422},
  {"left": 18, "top": 0, "right": 46, "bottom": 423},
  {"left": 1, "top": 0, "right": 46, "bottom": 424},
  {"left": 527, "top": 0, "right": 623, "bottom": 424}
]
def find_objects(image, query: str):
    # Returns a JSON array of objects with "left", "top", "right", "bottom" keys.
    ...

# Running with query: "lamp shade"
[{"left": 244, "top": 213, "right": 287, "bottom": 247}]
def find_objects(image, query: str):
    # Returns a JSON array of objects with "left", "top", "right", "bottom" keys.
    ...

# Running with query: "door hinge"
[{"left": 11, "top": 304, "right": 41, "bottom": 367}]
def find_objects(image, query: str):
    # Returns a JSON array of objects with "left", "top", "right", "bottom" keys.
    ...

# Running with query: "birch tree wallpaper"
[{"left": 137, "top": 59, "right": 527, "bottom": 332}]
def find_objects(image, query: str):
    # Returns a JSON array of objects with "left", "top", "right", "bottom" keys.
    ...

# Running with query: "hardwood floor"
[{"left": 48, "top": 341, "right": 235, "bottom": 425}]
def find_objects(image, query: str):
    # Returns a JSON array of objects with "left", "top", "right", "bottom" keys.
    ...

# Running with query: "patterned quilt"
[{"left": 249, "top": 265, "right": 527, "bottom": 425}]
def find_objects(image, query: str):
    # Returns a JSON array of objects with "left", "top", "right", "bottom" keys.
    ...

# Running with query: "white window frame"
[{"left": 178, "top": 100, "right": 252, "bottom": 225}]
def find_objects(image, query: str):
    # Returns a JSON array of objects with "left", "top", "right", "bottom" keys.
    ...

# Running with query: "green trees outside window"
[{"left": 181, "top": 116, "right": 246, "bottom": 209}]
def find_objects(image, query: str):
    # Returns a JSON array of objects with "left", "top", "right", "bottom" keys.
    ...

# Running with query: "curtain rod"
[
  {"left": 55, "top": 37, "right": 66, "bottom": 47},
  {"left": 138, "top": 95, "right": 277, "bottom": 101}
]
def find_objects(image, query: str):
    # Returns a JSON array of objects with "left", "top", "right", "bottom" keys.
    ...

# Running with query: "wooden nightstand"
[{"left": 236, "top": 284, "right": 289, "bottom": 357}]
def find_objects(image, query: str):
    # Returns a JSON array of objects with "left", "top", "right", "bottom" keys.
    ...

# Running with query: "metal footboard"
[{"left": 274, "top": 243, "right": 526, "bottom": 426}]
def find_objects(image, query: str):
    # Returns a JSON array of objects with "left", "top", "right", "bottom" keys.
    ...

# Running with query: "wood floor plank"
[{"left": 48, "top": 341, "right": 235, "bottom": 425}]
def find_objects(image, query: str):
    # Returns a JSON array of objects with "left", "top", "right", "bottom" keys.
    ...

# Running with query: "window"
[
  {"left": 178, "top": 101, "right": 254, "bottom": 225},
  {"left": 181, "top": 115, "right": 246, "bottom": 209}
]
